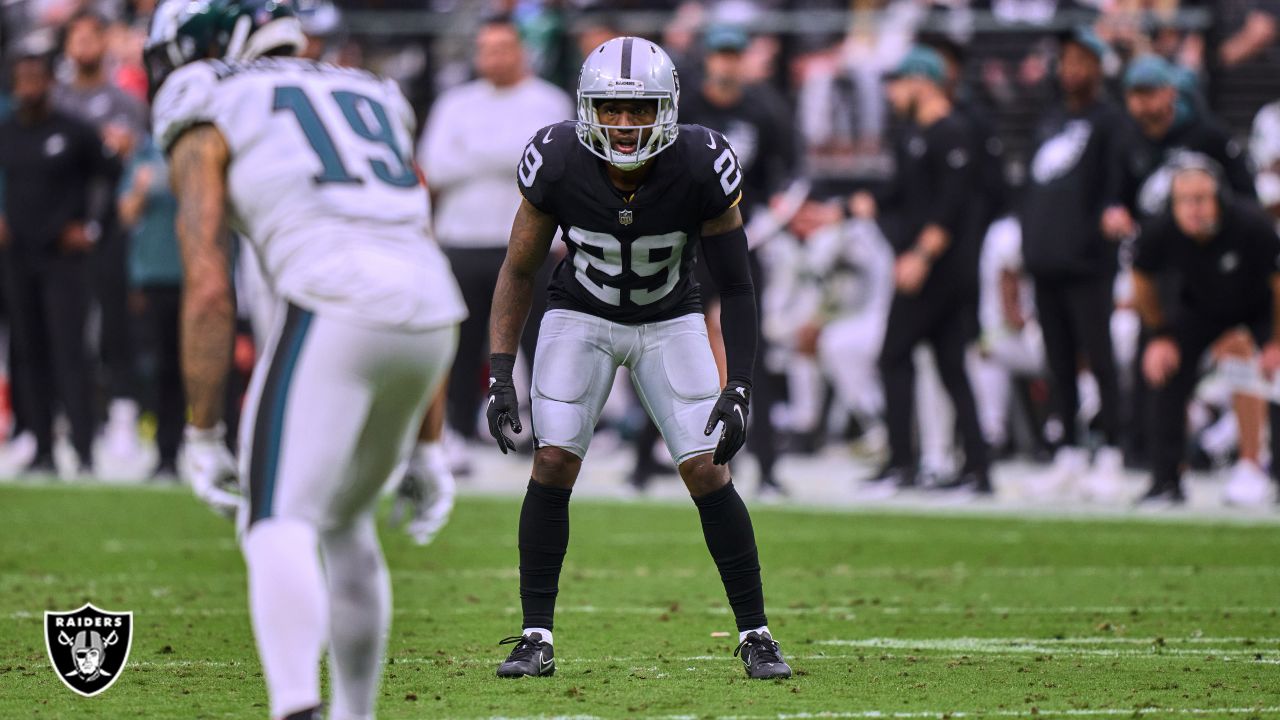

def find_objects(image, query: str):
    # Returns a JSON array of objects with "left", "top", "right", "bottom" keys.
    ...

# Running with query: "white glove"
[
  {"left": 390, "top": 443, "right": 456, "bottom": 545},
  {"left": 180, "top": 424, "right": 242, "bottom": 519}
]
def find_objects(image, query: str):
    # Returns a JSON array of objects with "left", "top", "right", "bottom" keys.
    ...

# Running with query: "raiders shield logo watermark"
[
  {"left": 44, "top": 603, "right": 132, "bottom": 697},
  {"left": 618, "top": 209, "right": 634, "bottom": 226}
]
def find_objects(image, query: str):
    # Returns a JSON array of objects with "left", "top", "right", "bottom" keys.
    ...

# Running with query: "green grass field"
[{"left": 2, "top": 482, "right": 1279, "bottom": 719}]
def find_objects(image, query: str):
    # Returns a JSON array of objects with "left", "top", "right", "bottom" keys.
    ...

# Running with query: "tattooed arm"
[
  {"left": 489, "top": 198, "right": 557, "bottom": 354},
  {"left": 169, "top": 124, "right": 234, "bottom": 430}
]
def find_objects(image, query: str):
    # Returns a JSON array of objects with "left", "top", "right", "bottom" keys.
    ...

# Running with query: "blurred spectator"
[
  {"left": 683, "top": 24, "right": 798, "bottom": 220},
  {"left": 118, "top": 135, "right": 181, "bottom": 479},
  {"left": 1212, "top": 0, "right": 1279, "bottom": 69},
  {"left": 678, "top": 23, "right": 799, "bottom": 495},
  {"left": 972, "top": 217, "right": 1045, "bottom": 455},
  {"left": 0, "top": 52, "right": 112, "bottom": 474},
  {"left": 1132, "top": 159, "right": 1280, "bottom": 506},
  {"left": 855, "top": 46, "right": 990, "bottom": 495},
  {"left": 920, "top": 33, "right": 1009, "bottom": 236},
  {"left": 1020, "top": 27, "right": 1126, "bottom": 499},
  {"left": 1250, "top": 97, "right": 1280, "bottom": 221},
  {"left": 762, "top": 203, "right": 893, "bottom": 453},
  {"left": 1105, "top": 54, "right": 1257, "bottom": 468},
  {"left": 1108, "top": 54, "right": 1254, "bottom": 227},
  {"left": 418, "top": 14, "right": 571, "bottom": 442},
  {"left": 53, "top": 10, "right": 148, "bottom": 463}
]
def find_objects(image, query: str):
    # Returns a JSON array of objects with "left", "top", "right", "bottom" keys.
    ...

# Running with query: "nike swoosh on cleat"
[
  {"left": 542, "top": 128, "right": 555, "bottom": 144},
  {"left": 539, "top": 652, "right": 554, "bottom": 672}
]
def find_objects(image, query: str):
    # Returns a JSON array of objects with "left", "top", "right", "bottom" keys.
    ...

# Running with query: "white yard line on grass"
[
  {"left": 482, "top": 708, "right": 1280, "bottom": 720},
  {"left": 127, "top": 638, "right": 1280, "bottom": 666},
  {"left": 683, "top": 709, "right": 1280, "bottom": 720}
]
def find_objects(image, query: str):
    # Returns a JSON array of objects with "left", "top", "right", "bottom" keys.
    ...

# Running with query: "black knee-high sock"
[
  {"left": 519, "top": 478, "right": 572, "bottom": 631},
  {"left": 693, "top": 481, "right": 767, "bottom": 631}
]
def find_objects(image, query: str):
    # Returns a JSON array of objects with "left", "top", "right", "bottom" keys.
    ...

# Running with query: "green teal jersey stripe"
[{"left": 248, "top": 304, "right": 314, "bottom": 525}]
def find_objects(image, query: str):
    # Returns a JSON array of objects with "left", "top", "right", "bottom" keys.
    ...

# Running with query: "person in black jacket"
[
  {"left": 0, "top": 53, "right": 113, "bottom": 474},
  {"left": 1020, "top": 27, "right": 1127, "bottom": 499},
  {"left": 1133, "top": 159, "right": 1280, "bottom": 506},
  {"left": 1105, "top": 54, "right": 1260, "bottom": 474},
  {"left": 853, "top": 46, "right": 990, "bottom": 495}
]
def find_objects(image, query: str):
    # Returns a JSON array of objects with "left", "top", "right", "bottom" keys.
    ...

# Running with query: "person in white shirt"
[{"left": 419, "top": 15, "right": 572, "bottom": 442}]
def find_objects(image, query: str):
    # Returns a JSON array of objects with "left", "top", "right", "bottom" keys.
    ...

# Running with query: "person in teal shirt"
[{"left": 119, "top": 135, "right": 183, "bottom": 477}]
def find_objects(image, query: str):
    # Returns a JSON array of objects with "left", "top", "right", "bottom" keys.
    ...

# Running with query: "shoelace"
[
  {"left": 498, "top": 635, "right": 542, "bottom": 662},
  {"left": 734, "top": 634, "right": 782, "bottom": 664}
]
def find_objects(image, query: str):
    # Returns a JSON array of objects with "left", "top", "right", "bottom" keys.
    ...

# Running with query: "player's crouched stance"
[
  {"left": 486, "top": 37, "right": 790, "bottom": 680},
  {"left": 146, "top": 1, "right": 465, "bottom": 717}
]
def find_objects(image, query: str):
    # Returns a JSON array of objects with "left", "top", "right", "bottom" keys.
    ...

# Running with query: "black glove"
[
  {"left": 703, "top": 382, "right": 750, "bottom": 465},
  {"left": 486, "top": 353, "right": 521, "bottom": 454}
]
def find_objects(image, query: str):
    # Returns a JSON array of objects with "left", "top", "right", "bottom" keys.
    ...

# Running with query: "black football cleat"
[
  {"left": 496, "top": 632, "right": 555, "bottom": 678},
  {"left": 1135, "top": 482, "right": 1186, "bottom": 509},
  {"left": 734, "top": 631, "right": 792, "bottom": 679},
  {"left": 283, "top": 707, "right": 322, "bottom": 720},
  {"left": 931, "top": 468, "right": 994, "bottom": 497}
]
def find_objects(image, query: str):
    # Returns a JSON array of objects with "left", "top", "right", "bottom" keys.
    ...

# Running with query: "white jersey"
[
  {"left": 1251, "top": 100, "right": 1280, "bottom": 210},
  {"left": 153, "top": 57, "right": 465, "bottom": 331}
]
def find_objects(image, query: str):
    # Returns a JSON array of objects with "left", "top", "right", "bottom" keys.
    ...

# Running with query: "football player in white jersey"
[{"left": 144, "top": 2, "right": 465, "bottom": 718}]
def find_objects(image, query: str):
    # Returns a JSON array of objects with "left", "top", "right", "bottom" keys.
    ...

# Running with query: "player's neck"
[
  {"left": 1065, "top": 84, "right": 1098, "bottom": 113},
  {"left": 604, "top": 159, "right": 654, "bottom": 193},
  {"left": 73, "top": 66, "right": 106, "bottom": 90},
  {"left": 17, "top": 99, "right": 51, "bottom": 125}
]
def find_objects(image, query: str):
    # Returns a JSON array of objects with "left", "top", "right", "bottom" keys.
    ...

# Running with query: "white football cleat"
[
  {"left": 1079, "top": 446, "right": 1126, "bottom": 503},
  {"left": 1223, "top": 459, "right": 1273, "bottom": 508},
  {"left": 1026, "top": 446, "right": 1087, "bottom": 500},
  {"left": 104, "top": 399, "right": 143, "bottom": 462}
]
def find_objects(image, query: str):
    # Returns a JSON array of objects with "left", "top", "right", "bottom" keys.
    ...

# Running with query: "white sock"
[
  {"left": 739, "top": 626, "right": 770, "bottom": 643},
  {"left": 323, "top": 516, "right": 390, "bottom": 720},
  {"left": 523, "top": 627, "right": 553, "bottom": 646},
  {"left": 243, "top": 518, "right": 326, "bottom": 718}
]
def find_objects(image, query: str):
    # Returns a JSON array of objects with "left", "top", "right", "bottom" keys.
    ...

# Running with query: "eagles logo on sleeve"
[{"left": 44, "top": 603, "right": 134, "bottom": 697}]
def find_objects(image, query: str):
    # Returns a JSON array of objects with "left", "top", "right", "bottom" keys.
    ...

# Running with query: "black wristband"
[
  {"left": 489, "top": 353, "right": 516, "bottom": 383},
  {"left": 725, "top": 379, "right": 752, "bottom": 401}
]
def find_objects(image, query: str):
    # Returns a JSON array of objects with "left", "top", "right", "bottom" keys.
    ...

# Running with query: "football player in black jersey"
[{"left": 484, "top": 37, "right": 790, "bottom": 680}]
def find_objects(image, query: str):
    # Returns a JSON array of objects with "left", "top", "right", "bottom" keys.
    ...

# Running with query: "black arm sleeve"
[{"left": 701, "top": 225, "right": 757, "bottom": 387}]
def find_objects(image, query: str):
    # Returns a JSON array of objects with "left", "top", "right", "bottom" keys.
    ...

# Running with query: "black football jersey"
[{"left": 517, "top": 120, "right": 744, "bottom": 324}]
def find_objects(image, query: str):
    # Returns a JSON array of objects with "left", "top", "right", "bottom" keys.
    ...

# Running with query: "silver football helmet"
[{"left": 576, "top": 36, "right": 680, "bottom": 171}]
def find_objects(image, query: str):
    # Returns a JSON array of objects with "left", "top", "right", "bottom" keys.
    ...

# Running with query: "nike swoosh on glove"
[
  {"left": 486, "top": 353, "right": 521, "bottom": 454},
  {"left": 703, "top": 383, "right": 751, "bottom": 465},
  {"left": 179, "top": 423, "right": 241, "bottom": 519}
]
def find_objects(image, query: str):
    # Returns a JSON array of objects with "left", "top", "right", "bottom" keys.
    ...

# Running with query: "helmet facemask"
[{"left": 576, "top": 89, "right": 677, "bottom": 171}]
